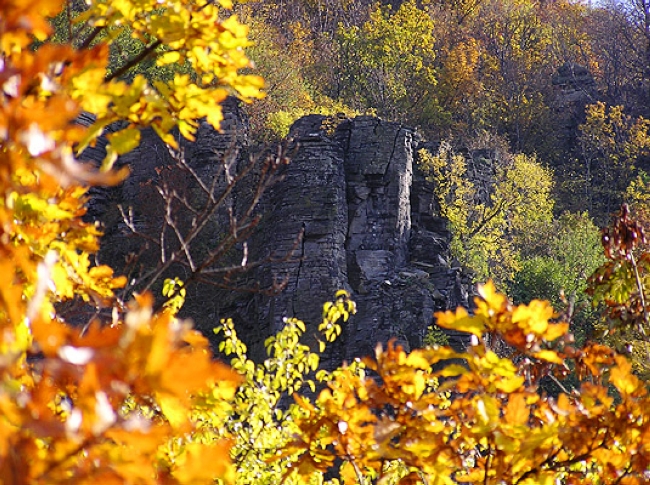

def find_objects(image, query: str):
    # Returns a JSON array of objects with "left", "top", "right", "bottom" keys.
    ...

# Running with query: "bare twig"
[{"left": 110, "top": 141, "right": 298, "bottom": 315}]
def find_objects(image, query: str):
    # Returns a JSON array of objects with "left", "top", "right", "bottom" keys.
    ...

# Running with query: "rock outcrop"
[
  {"left": 88, "top": 104, "right": 472, "bottom": 365},
  {"left": 551, "top": 62, "right": 598, "bottom": 148}
]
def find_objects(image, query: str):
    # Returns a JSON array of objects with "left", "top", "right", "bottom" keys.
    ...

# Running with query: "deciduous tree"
[
  {"left": 289, "top": 279, "right": 650, "bottom": 485},
  {"left": 418, "top": 135, "right": 554, "bottom": 285},
  {"left": 0, "top": 0, "right": 262, "bottom": 482},
  {"left": 335, "top": 1, "right": 439, "bottom": 124},
  {"left": 577, "top": 102, "right": 650, "bottom": 221}
]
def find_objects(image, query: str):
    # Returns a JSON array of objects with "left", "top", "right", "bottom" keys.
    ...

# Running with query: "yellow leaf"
[
  {"left": 233, "top": 75, "right": 265, "bottom": 99},
  {"left": 106, "top": 127, "right": 141, "bottom": 156},
  {"left": 157, "top": 393, "right": 190, "bottom": 432},
  {"left": 157, "top": 51, "right": 181, "bottom": 66},
  {"left": 205, "top": 104, "right": 225, "bottom": 131},
  {"left": 610, "top": 355, "right": 641, "bottom": 396},
  {"left": 15, "top": 193, "right": 74, "bottom": 220},
  {"left": 335, "top": 289, "right": 350, "bottom": 299},
  {"left": 75, "top": 118, "right": 113, "bottom": 155},
  {"left": 221, "top": 15, "right": 249, "bottom": 39},
  {"left": 72, "top": 68, "right": 112, "bottom": 113},
  {"left": 512, "top": 299, "right": 553, "bottom": 334},
  {"left": 533, "top": 350, "right": 563, "bottom": 364},
  {"left": 435, "top": 306, "right": 485, "bottom": 336},
  {"left": 438, "top": 364, "right": 467, "bottom": 377},
  {"left": 405, "top": 350, "right": 431, "bottom": 369},
  {"left": 101, "top": 147, "right": 119, "bottom": 172},
  {"left": 497, "top": 375, "right": 525, "bottom": 393},
  {"left": 477, "top": 280, "right": 507, "bottom": 312},
  {"left": 51, "top": 264, "right": 75, "bottom": 299},
  {"left": 476, "top": 395, "right": 499, "bottom": 427},
  {"left": 295, "top": 319, "right": 306, "bottom": 332}
]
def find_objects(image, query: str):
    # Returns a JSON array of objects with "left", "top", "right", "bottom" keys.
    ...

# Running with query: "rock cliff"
[
  {"left": 551, "top": 62, "right": 598, "bottom": 150},
  {"left": 87, "top": 103, "right": 472, "bottom": 365}
]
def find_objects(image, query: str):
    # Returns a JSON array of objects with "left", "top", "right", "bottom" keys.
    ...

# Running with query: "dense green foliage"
[
  {"left": 335, "top": 1, "right": 438, "bottom": 124},
  {"left": 511, "top": 212, "right": 604, "bottom": 341},
  {"left": 240, "top": 0, "right": 645, "bottom": 151}
]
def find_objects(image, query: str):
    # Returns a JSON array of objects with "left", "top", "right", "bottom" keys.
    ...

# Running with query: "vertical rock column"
[
  {"left": 336, "top": 117, "right": 420, "bottom": 359},
  {"left": 338, "top": 117, "right": 414, "bottom": 289},
  {"left": 246, "top": 115, "right": 350, "bottom": 364}
]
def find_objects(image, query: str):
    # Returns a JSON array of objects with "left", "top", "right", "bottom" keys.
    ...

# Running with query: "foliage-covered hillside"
[{"left": 241, "top": 0, "right": 650, "bottom": 219}]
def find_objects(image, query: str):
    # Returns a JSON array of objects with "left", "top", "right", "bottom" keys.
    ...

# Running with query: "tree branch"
[{"left": 105, "top": 39, "right": 162, "bottom": 82}]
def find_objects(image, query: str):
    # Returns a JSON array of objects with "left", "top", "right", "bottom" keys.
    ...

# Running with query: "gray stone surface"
[
  {"left": 88, "top": 106, "right": 474, "bottom": 366},
  {"left": 551, "top": 62, "right": 598, "bottom": 148}
]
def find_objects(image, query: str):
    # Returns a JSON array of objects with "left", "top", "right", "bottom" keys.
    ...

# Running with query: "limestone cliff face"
[{"left": 89, "top": 105, "right": 472, "bottom": 365}]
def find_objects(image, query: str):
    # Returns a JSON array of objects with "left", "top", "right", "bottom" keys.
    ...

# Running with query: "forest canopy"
[{"left": 242, "top": 0, "right": 650, "bottom": 225}]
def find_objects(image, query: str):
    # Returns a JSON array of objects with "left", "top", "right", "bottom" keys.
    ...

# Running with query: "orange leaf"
[
  {"left": 504, "top": 393, "right": 529, "bottom": 426},
  {"left": 32, "top": 317, "right": 70, "bottom": 356},
  {"left": 173, "top": 441, "right": 234, "bottom": 485},
  {"left": 544, "top": 322, "right": 569, "bottom": 341}
]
